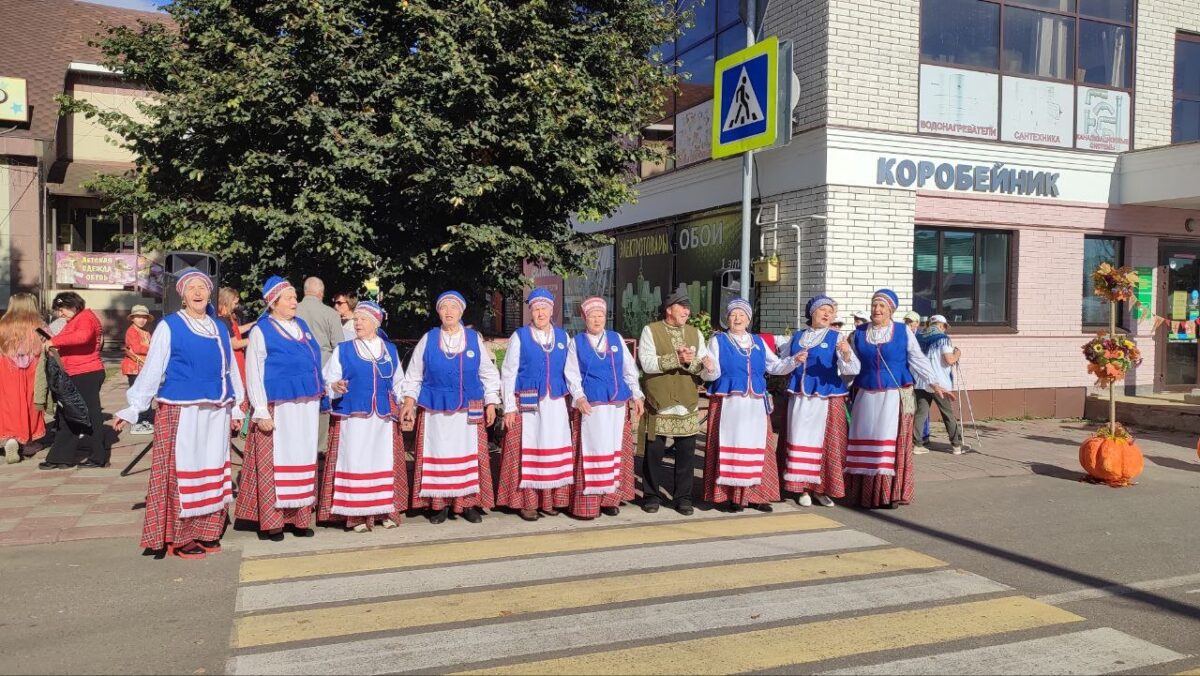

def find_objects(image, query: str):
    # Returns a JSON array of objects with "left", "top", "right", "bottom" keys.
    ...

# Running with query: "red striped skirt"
[
  {"left": 410, "top": 410, "right": 494, "bottom": 513},
  {"left": 843, "top": 400, "right": 915, "bottom": 508},
  {"left": 140, "top": 404, "right": 226, "bottom": 551},
  {"left": 567, "top": 407, "right": 636, "bottom": 518},
  {"left": 702, "top": 396, "right": 781, "bottom": 506},
  {"left": 317, "top": 418, "right": 409, "bottom": 529},
  {"left": 234, "top": 416, "right": 314, "bottom": 530},
  {"left": 781, "top": 395, "right": 847, "bottom": 498},
  {"left": 497, "top": 412, "right": 571, "bottom": 511}
]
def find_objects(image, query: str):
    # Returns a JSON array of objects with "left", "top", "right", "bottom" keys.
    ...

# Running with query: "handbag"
[{"left": 45, "top": 352, "right": 90, "bottom": 428}]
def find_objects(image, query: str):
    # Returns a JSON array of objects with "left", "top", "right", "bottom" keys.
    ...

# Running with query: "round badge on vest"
[
  {"left": 467, "top": 350, "right": 475, "bottom": 358},
  {"left": 557, "top": 342, "right": 565, "bottom": 350},
  {"left": 610, "top": 345, "right": 618, "bottom": 353},
  {"left": 306, "top": 332, "right": 314, "bottom": 340},
  {"left": 820, "top": 343, "right": 828, "bottom": 348}
]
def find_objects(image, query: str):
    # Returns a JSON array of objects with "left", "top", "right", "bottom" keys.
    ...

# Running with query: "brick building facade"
[{"left": 576, "top": 0, "right": 1200, "bottom": 416}]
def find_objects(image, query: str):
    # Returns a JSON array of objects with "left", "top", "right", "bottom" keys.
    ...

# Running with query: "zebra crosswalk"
[{"left": 228, "top": 511, "right": 1192, "bottom": 675}]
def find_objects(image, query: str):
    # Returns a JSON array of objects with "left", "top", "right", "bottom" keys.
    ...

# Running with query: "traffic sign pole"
[{"left": 739, "top": 2, "right": 756, "bottom": 302}]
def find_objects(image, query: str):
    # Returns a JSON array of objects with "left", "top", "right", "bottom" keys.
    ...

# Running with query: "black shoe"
[
  {"left": 259, "top": 530, "right": 285, "bottom": 542},
  {"left": 541, "top": 508, "right": 560, "bottom": 517},
  {"left": 518, "top": 509, "right": 539, "bottom": 522},
  {"left": 463, "top": 507, "right": 483, "bottom": 524},
  {"left": 674, "top": 499, "right": 694, "bottom": 516},
  {"left": 729, "top": 503, "right": 745, "bottom": 513},
  {"left": 601, "top": 506, "right": 620, "bottom": 517},
  {"left": 429, "top": 507, "right": 449, "bottom": 524},
  {"left": 38, "top": 461, "right": 70, "bottom": 470},
  {"left": 751, "top": 503, "right": 774, "bottom": 513},
  {"left": 77, "top": 459, "right": 109, "bottom": 469},
  {"left": 641, "top": 499, "right": 661, "bottom": 514},
  {"left": 291, "top": 527, "right": 315, "bottom": 538}
]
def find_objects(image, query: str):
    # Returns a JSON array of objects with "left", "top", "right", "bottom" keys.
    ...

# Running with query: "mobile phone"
[{"left": 35, "top": 327, "right": 52, "bottom": 341}]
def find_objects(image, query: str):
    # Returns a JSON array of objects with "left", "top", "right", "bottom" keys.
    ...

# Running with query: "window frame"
[
  {"left": 918, "top": 0, "right": 1137, "bottom": 150},
  {"left": 1082, "top": 234, "right": 1127, "bottom": 328},
  {"left": 914, "top": 225, "right": 1014, "bottom": 328},
  {"left": 1172, "top": 31, "right": 1200, "bottom": 144},
  {"left": 638, "top": 0, "right": 744, "bottom": 179}
]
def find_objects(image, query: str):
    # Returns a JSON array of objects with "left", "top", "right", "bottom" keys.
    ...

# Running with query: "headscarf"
[
  {"left": 354, "top": 300, "right": 384, "bottom": 327},
  {"left": 526, "top": 287, "right": 555, "bottom": 311},
  {"left": 872, "top": 288, "right": 899, "bottom": 311},
  {"left": 726, "top": 296, "right": 753, "bottom": 321},
  {"left": 804, "top": 294, "right": 835, "bottom": 322},
  {"left": 262, "top": 275, "right": 293, "bottom": 308},
  {"left": 175, "top": 267, "right": 214, "bottom": 297},
  {"left": 436, "top": 290, "right": 466, "bottom": 313},
  {"left": 580, "top": 296, "right": 607, "bottom": 318}
]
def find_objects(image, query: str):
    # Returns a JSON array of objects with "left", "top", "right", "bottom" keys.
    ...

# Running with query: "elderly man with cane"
[{"left": 913, "top": 313, "right": 963, "bottom": 455}]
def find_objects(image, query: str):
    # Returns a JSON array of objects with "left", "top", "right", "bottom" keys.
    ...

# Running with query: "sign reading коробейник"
[{"left": 876, "top": 156, "right": 1061, "bottom": 198}]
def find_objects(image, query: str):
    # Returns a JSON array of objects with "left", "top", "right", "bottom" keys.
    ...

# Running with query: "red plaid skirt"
[
  {"left": 410, "top": 411, "right": 494, "bottom": 514},
  {"left": 702, "top": 396, "right": 781, "bottom": 507},
  {"left": 497, "top": 413, "right": 570, "bottom": 511},
  {"left": 140, "top": 404, "right": 226, "bottom": 550},
  {"left": 567, "top": 408, "right": 636, "bottom": 518},
  {"left": 317, "top": 418, "right": 409, "bottom": 529},
  {"left": 234, "top": 414, "right": 314, "bottom": 530},
  {"left": 843, "top": 402, "right": 916, "bottom": 508},
  {"left": 780, "top": 395, "right": 848, "bottom": 498}
]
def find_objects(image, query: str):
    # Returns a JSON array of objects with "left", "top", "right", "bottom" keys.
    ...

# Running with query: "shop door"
[{"left": 1159, "top": 245, "right": 1200, "bottom": 390}]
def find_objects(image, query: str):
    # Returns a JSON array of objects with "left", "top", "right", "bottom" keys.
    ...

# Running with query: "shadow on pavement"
[
  {"left": 857, "top": 510, "right": 1200, "bottom": 622},
  {"left": 1027, "top": 462, "right": 1087, "bottom": 481},
  {"left": 1144, "top": 455, "right": 1200, "bottom": 474},
  {"left": 1023, "top": 434, "right": 1085, "bottom": 448}
]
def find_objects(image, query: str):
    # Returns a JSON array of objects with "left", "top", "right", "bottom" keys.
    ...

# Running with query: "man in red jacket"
[{"left": 42, "top": 292, "right": 110, "bottom": 469}]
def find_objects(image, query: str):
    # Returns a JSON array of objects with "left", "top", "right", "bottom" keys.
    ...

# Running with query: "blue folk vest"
[
  {"left": 158, "top": 312, "right": 235, "bottom": 405},
  {"left": 574, "top": 331, "right": 633, "bottom": 405},
  {"left": 787, "top": 328, "right": 849, "bottom": 397},
  {"left": 417, "top": 327, "right": 485, "bottom": 412},
  {"left": 852, "top": 322, "right": 915, "bottom": 391},
  {"left": 515, "top": 325, "right": 569, "bottom": 399},
  {"left": 331, "top": 339, "right": 401, "bottom": 418},
  {"left": 261, "top": 317, "right": 324, "bottom": 403},
  {"left": 707, "top": 332, "right": 768, "bottom": 397}
]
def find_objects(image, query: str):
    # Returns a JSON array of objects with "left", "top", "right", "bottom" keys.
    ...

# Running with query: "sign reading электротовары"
[{"left": 876, "top": 157, "right": 1061, "bottom": 199}]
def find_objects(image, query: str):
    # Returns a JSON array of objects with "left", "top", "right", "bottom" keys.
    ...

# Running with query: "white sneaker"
[
  {"left": 796, "top": 492, "right": 812, "bottom": 507},
  {"left": 952, "top": 446, "right": 964, "bottom": 455},
  {"left": 352, "top": 523, "right": 369, "bottom": 533},
  {"left": 913, "top": 446, "right": 930, "bottom": 455},
  {"left": 4, "top": 438, "right": 19, "bottom": 464},
  {"left": 381, "top": 518, "right": 398, "bottom": 529},
  {"left": 815, "top": 494, "right": 834, "bottom": 507},
  {"left": 132, "top": 422, "right": 154, "bottom": 436}
]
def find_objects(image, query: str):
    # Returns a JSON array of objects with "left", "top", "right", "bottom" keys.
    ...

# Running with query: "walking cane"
[{"left": 952, "top": 362, "right": 984, "bottom": 453}]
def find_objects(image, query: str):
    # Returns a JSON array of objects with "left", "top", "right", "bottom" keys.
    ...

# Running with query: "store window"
[
  {"left": 913, "top": 227, "right": 1011, "bottom": 326},
  {"left": 1082, "top": 235, "right": 1125, "bottom": 326},
  {"left": 639, "top": 0, "right": 744, "bottom": 178},
  {"left": 919, "top": 0, "right": 1135, "bottom": 150},
  {"left": 1174, "top": 33, "right": 1200, "bottom": 143}
]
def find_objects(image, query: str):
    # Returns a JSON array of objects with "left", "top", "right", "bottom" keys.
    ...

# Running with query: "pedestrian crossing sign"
[{"left": 711, "top": 36, "right": 778, "bottom": 159}]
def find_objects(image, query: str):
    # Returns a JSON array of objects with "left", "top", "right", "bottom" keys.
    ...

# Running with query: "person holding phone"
[
  {"left": 113, "top": 269, "right": 244, "bottom": 559},
  {"left": 0, "top": 293, "right": 48, "bottom": 464}
]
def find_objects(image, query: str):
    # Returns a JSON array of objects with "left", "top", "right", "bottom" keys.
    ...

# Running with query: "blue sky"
[{"left": 86, "top": 0, "right": 163, "bottom": 12}]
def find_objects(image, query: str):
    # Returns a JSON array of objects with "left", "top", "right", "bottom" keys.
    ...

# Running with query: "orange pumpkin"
[{"left": 1079, "top": 434, "right": 1144, "bottom": 486}]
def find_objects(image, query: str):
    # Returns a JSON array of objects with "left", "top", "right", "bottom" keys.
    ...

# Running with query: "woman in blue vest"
[
  {"left": 779, "top": 295, "right": 860, "bottom": 508},
  {"left": 399, "top": 291, "right": 500, "bottom": 524},
  {"left": 701, "top": 297, "right": 798, "bottom": 512},
  {"left": 114, "top": 268, "right": 243, "bottom": 559},
  {"left": 844, "top": 289, "right": 950, "bottom": 509},
  {"left": 317, "top": 301, "right": 408, "bottom": 532},
  {"left": 235, "top": 276, "right": 325, "bottom": 540},
  {"left": 564, "top": 296, "right": 644, "bottom": 519},
  {"left": 499, "top": 288, "right": 574, "bottom": 521}
]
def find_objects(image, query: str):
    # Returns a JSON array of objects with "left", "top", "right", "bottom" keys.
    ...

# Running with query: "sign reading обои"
[{"left": 876, "top": 157, "right": 1061, "bottom": 198}]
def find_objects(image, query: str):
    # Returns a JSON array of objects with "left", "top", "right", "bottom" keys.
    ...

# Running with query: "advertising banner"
[
  {"left": 615, "top": 226, "right": 672, "bottom": 336},
  {"left": 918, "top": 65, "right": 999, "bottom": 140},
  {"left": 1076, "top": 87, "right": 1131, "bottom": 152},
  {"left": 673, "top": 210, "right": 748, "bottom": 319},
  {"left": 1000, "top": 76, "right": 1074, "bottom": 148},
  {"left": 54, "top": 252, "right": 165, "bottom": 295}
]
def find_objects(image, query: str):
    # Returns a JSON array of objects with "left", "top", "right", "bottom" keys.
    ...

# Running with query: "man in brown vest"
[{"left": 637, "top": 291, "right": 713, "bottom": 515}]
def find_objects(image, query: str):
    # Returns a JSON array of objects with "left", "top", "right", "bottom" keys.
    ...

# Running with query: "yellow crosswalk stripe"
[
  {"left": 460, "top": 596, "right": 1084, "bottom": 675},
  {"left": 235, "top": 547, "right": 940, "bottom": 648},
  {"left": 239, "top": 513, "right": 842, "bottom": 583}
]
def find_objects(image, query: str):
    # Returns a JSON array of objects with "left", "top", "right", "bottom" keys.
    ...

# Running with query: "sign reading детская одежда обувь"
[{"left": 876, "top": 156, "right": 1061, "bottom": 199}]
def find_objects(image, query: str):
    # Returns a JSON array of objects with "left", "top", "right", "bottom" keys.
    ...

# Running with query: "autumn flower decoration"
[
  {"left": 1091, "top": 262, "right": 1139, "bottom": 303},
  {"left": 1082, "top": 331, "right": 1143, "bottom": 388}
]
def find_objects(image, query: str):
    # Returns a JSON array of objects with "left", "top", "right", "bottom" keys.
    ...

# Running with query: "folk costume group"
[{"left": 120, "top": 271, "right": 949, "bottom": 559}]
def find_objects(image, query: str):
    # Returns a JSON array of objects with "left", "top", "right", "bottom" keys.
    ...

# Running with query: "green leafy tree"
[{"left": 66, "top": 0, "right": 681, "bottom": 332}]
